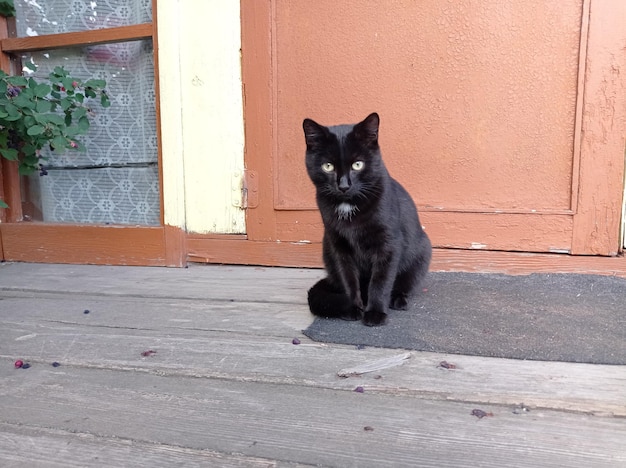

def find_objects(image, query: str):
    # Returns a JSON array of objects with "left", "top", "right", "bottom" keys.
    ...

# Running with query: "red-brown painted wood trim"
[
  {"left": 571, "top": 1, "right": 626, "bottom": 255},
  {"left": 0, "top": 224, "right": 167, "bottom": 266},
  {"left": 185, "top": 235, "right": 626, "bottom": 278},
  {"left": 240, "top": 0, "right": 278, "bottom": 241},
  {"left": 0, "top": 24, "right": 153, "bottom": 53}
]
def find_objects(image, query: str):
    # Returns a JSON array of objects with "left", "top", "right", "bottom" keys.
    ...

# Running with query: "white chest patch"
[{"left": 336, "top": 202, "right": 358, "bottom": 221}]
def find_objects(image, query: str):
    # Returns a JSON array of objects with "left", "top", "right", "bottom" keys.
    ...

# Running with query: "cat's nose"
[{"left": 338, "top": 175, "right": 351, "bottom": 192}]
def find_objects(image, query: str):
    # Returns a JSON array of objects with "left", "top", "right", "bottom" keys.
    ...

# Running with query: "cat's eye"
[
  {"left": 351, "top": 161, "right": 365, "bottom": 171},
  {"left": 321, "top": 162, "right": 335, "bottom": 173}
]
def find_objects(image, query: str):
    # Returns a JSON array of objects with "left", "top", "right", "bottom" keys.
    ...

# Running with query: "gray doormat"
[{"left": 303, "top": 272, "right": 626, "bottom": 365}]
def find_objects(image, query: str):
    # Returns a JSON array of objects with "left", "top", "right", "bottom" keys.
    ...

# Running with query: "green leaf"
[
  {"left": 23, "top": 153, "right": 39, "bottom": 166},
  {"left": 62, "top": 78, "right": 75, "bottom": 90},
  {"left": 73, "top": 107, "right": 87, "bottom": 120},
  {"left": 0, "top": 0, "right": 16, "bottom": 18},
  {"left": 26, "top": 124, "right": 45, "bottom": 136},
  {"left": 14, "top": 93, "right": 35, "bottom": 109},
  {"left": 51, "top": 135, "right": 67, "bottom": 150},
  {"left": 60, "top": 97, "right": 72, "bottom": 111},
  {"left": 5, "top": 102, "right": 19, "bottom": 116},
  {"left": 85, "top": 79, "right": 106, "bottom": 89},
  {"left": 0, "top": 148, "right": 19, "bottom": 160},
  {"left": 65, "top": 126, "right": 81, "bottom": 137},
  {"left": 23, "top": 59, "right": 37, "bottom": 72},
  {"left": 46, "top": 114, "right": 65, "bottom": 126},
  {"left": 21, "top": 143, "right": 37, "bottom": 157},
  {"left": 101, "top": 92, "right": 111, "bottom": 108},
  {"left": 0, "top": 199, "right": 9, "bottom": 209},
  {"left": 7, "top": 76, "right": 27, "bottom": 86},
  {"left": 24, "top": 115, "right": 36, "bottom": 127},
  {"left": 52, "top": 66, "right": 67, "bottom": 78},
  {"left": 78, "top": 116, "right": 90, "bottom": 131},
  {"left": 18, "top": 164, "right": 37, "bottom": 176},
  {"left": 35, "top": 99, "right": 52, "bottom": 113},
  {"left": 33, "top": 83, "right": 51, "bottom": 98},
  {"left": 85, "top": 87, "right": 96, "bottom": 98}
]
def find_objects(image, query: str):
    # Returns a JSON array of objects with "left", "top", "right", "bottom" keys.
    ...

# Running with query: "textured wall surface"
[{"left": 275, "top": 0, "right": 583, "bottom": 212}]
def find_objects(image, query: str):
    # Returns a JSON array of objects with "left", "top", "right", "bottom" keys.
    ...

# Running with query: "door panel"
[
  {"left": 242, "top": 0, "right": 626, "bottom": 257},
  {"left": 274, "top": 0, "right": 581, "bottom": 213}
]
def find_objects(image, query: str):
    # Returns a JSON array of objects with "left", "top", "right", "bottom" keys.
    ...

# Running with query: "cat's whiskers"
[{"left": 356, "top": 183, "right": 382, "bottom": 201}]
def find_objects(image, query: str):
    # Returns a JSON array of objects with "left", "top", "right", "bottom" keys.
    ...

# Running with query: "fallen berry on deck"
[
  {"left": 438, "top": 360, "right": 457, "bottom": 369},
  {"left": 471, "top": 409, "right": 493, "bottom": 419},
  {"left": 14, "top": 360, "right": 23, "bottom": 369}
]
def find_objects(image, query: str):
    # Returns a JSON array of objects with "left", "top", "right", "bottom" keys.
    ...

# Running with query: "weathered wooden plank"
[
  {"left": 0, "top": 423, "right": 309, "bottom": 468},
  {"left": 1, "top": 316, "right": 624, "bottom": 416},
  {"left": 0, "top": 366, "right": 624, "bottom": 468},
  {"left": 0, "top": 263, "right": 321, "bottom": 302},
  {"left": 0, "top": 293, "right": 313, "bottom": 336}
]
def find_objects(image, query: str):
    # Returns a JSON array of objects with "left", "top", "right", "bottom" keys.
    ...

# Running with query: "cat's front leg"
[
  {"left": 362, "top": 255, "right": 398, "bottom": 326},
  {"left": 324, "top": 237, "right": 364, "bottom": 321},
  {"left": 338, "top": 264, "right": 365, "bottom": 321}
]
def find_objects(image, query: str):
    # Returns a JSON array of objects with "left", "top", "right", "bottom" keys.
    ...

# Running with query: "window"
[{"left": 3, "top": 0, "right": 159, "bottom": 225}]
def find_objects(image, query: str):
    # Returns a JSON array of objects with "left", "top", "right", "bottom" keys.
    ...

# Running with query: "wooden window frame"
[{"left": 0, "top": 0, "right": 183, "bottom": 266}]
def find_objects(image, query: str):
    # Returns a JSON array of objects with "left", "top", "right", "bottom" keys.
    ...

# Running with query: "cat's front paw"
[
  {"left": 390, "top": 293, "right": 409, "bottom": 310},
  {"left": 362, "top": 308, "right": 387, "bottom": 327}
]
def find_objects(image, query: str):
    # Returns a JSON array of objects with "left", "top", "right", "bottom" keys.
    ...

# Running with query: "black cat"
[{"left": 303, "top": 112, "right": 432, "bottom": 326}]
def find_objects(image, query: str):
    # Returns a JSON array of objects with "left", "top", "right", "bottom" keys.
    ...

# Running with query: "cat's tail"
[{"left": 307, "top": 278, "right": 360, "bottom": 321}]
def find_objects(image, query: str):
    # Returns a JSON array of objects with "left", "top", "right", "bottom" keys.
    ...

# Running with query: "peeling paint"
[
  {"left": 291, "top": 240, "right": 312, "bottom": 245},
  {"left": 470, "top": 242, "right": 487, "bottom": 250}
]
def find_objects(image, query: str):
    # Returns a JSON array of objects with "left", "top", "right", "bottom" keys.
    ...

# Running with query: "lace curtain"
[{"left": 14, "top": 0, "right": 159, "bottom": 225}]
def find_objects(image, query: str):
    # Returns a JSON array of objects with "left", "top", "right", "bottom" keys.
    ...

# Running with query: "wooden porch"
[{"left": 1, "top": 262, "right": 625, "bottom": 467}]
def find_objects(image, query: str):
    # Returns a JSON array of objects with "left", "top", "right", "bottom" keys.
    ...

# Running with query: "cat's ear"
[
  {"left": 303, "top": 118, "right": 329, "bottom": 150},
  {"left": 354, "top": 113, "right": 380, "bottom": 147}
]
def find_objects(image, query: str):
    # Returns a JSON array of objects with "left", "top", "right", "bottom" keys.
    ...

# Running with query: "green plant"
[
  {"left": 0, "top": 61, "right": 110, "bottom": 208},
  {"left": 0, "top": 0, "right": 15, "bottom": 18}
]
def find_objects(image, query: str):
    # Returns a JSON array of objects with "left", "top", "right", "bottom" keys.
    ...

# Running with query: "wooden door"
[{"left": 242, "top": 0, "right": 626, "bottom": 259}]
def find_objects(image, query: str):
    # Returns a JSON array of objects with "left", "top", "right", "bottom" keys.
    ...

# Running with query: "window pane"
[
  {"left": 14, "top": 0, "right": 152, "bottom": 37},
  {"left": 21, "top": 40, "right": 160, "bottom": 226}
]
